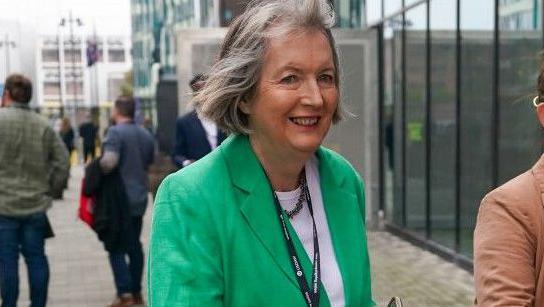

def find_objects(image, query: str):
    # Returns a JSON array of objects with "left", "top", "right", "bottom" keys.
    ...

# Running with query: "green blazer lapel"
[
  {"left": 221, "top": 135, "right": 298, "bottom": 287},
  {"left": 317, "top": 148, "right": 366, "bottom": 306}
]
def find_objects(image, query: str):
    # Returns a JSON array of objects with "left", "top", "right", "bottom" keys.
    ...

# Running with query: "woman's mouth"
[{"left": 290, "top": 117, "right": 320, "bottom": 126}]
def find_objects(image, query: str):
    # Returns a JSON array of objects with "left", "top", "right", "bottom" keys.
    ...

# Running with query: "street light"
[
  {"left": 59, "top": 11, "right": 83, "bottom": 127},
  {"left": 0, "top": 34, "right": 16, "bottom": 80},
  {"left": 56, "top": 24, "right": 65, "bottom": 117}
]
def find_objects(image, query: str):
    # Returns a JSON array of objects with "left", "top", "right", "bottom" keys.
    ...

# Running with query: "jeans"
[
  {"left": 108, "top": 216, "right": 144, "bottom": 296},
  {"left": 0, "top": 213, "right": 49, "bottom": 307}
]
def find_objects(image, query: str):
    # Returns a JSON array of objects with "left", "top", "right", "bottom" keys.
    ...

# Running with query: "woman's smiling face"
[{"left": 242, "top": 29, "right": 339, "bottom": 158}]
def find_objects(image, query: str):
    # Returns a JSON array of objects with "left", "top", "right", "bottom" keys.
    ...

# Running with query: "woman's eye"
[
  {"left": 318, "top": 74, "right": 334, "bottom": 85},
  {"left": 280, "top": 75, "right": 298, "bottom": 84}
]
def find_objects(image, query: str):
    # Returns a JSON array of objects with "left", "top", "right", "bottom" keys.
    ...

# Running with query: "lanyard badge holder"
[{"left": 266, "top": 169, "right": 321, "bottom": 307}]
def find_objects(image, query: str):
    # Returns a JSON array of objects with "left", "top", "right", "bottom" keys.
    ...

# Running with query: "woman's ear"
[
  {"left": 239, "top": 100, "right": 251, "bottom": 115},
  {"left": 536, "top": 104, "right": 544, "bottom": 127}
]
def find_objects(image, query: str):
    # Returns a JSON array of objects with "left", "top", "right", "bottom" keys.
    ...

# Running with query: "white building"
[
  {"left": 0, "top": 20, "right": 37, "bottom": 105},
  {"left": 36, "top": 34, "right": 131, "bottom": 119}
]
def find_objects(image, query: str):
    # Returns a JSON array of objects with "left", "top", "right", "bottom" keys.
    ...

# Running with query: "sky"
[
  {"left": 366, "top": 0, "right": 495, "bottom": 30},
  {"left": 1, "top": 0, "right": 497, "bottom": 36},
  {"left": 0, "top": 0, "right": 131, "bottom": 36}
]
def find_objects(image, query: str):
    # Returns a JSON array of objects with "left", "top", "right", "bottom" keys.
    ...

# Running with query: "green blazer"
[{"left": 148, "top": 134, "right": 374, "bottom": 306}]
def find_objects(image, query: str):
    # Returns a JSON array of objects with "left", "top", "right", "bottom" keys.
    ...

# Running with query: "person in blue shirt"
[{"left": 100, "top": 96, "right": 155, "bottom": 307}]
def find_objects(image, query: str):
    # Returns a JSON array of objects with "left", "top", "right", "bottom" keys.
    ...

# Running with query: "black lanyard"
[{"left": 270, "top": 173, "right": 321, "bottom": 307}]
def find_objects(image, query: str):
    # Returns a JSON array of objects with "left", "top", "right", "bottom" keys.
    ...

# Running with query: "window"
[
  {"left": 404, "top": 3, "right": 427, "bottom": 236},
  {"left": 366, "top": 0, "right": 382, "bottom": 25},
  {"left": 64, "top": 50, "right": 82, "bottom": 63},
  {"left": 458, "top": 0, "right": 495, "bottom": 258},
  {"left": 43, "top": 69, "right": 60, "bottom": 79},
  {"left": 108, "top": 50, "right": 125, "bottom": 62},
  {"left": 43, "top": 82, "right": 61, "bottom": 96},
  {"left": 498, "top": 1, "right": 542, "bottom": 184},
  {"left": 429, "top": 0, "right": 457, "bottom": 250},
  {"left": 384, "top": 0, "right": 402, "bottom": 17},
  {"left": 66, "top": 82, "right": 84, "bottom": 95},
  {"left": 42, "top": 50, "right": 59, "bottom": 62},
  {"left": 382, "top": 11, "right": 404, "bottom": 226}
]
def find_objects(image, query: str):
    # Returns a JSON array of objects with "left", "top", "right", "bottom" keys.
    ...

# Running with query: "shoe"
[
  {"left": 132, "top": 293, "right": 145, "bottom": 306},
  {"left": 108, "top": 293, "right": 134, "bottom": 307}
]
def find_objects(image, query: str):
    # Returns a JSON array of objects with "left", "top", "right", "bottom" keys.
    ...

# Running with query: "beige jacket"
[{"left": 474, "top": 155, "right": 544, "bottom": 306}]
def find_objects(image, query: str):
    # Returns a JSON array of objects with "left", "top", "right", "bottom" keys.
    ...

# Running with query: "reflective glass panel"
[
  {"left": 383, "top": 13, "right": 404, "bottom": 226},
  {"left": 384, "top": 0, "right": 402, "bottom": 17},
  {"left": 429, "top": 0, "right": 457, "bottom": 249},
  {"left": 404, "top": 3, "right": 427, "bottom": 235},
  {"left": 459, "top": 0, "right": 494, "bottom": 258},
  {"left": 498, "top": 0, "right": 542, "bottom": 184}
]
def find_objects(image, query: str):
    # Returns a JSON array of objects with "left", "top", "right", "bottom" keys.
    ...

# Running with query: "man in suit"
[{"left": 172, "top": 74, "right": 226, "bottom": 168}]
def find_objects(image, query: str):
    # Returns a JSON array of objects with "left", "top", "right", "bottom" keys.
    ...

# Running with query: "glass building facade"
[
  {"left": 131, "top": 0, "right": 220, "bottom": 119},
  {"left": 370, "top": 0, "right": 544, "bottom": 267}
]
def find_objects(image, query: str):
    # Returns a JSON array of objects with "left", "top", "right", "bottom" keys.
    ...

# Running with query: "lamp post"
[
  {"left": 57, "top": 26, "right": 65, "bottom": 117},
  {"left": 59, "top": 11, "right": 83, "bottom": 125},
  {"left": 0, "top": 34, "right": 16, "bottom": 80}
]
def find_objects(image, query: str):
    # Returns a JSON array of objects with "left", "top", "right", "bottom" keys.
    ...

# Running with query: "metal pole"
[
  {"left": 424, "top": 0, "right": 431, "bottom": 240},
  {"left": 425, "top": 0, "right": 433, "bottom": 239},
  {"left": 59, "top": 10, "right": 83, "bottom": 162},
  {"left": 69, "top": 10, "right": 77, "bottom": 121},
  {"left": 377, "top": 23, "right": 385, "bottom": 216},
  {"left": 454, "top": 0, "right": 462, "bottom": 253},
  {"left": 5, "top": 34, "right": 10, "bottom": 77},
  {"left": 492, "top": 0, "right": 500, "bottom": 187},
  {"left": 401, "top": 1, "right": 407, "bottom": 228},
  {"left": 57, "top": 31, "right": 64, "bottom": 117}
]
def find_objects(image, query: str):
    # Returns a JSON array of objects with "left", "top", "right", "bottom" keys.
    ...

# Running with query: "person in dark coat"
[
  {"left": 83, "top": 159, "right": 132, "bottom": 253},
  {"left": 171, "top": 74, "right": 227, "bottom": 168},
  {"left": 59, "top": 117, "right": 74, "bottom": 156},
  {"left": 79, "top": 117, "right": 99, "bottom": 163}
]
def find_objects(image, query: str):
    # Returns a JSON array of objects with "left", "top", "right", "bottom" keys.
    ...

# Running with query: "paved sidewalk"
[
  {"left": 15, "top": 166, "right": 474, "bottom": 306},
  {"left": 369, "top": 231, "right": 474, "bottom": 306},
  {"left": 18, "top": 166, "right": 151, "bottom": 307}
]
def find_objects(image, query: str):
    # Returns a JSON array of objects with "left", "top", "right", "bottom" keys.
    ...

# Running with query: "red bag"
[{"left": 79, "top": 179, "right": 95, "bottom": 228}]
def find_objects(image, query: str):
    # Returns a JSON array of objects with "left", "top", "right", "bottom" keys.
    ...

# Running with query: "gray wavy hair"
[{"left": 192, "top": 0, "right": 341, "bottom": 135}]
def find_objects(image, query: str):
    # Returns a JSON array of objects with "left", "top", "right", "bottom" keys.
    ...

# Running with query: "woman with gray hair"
[{"left": 148, "top": 0, "right": 374, "bottom": 306}]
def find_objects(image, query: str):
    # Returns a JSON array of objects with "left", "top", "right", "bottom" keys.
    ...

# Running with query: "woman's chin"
[{"left": 289, "top": 139, "right": 323, "bottom": 156}]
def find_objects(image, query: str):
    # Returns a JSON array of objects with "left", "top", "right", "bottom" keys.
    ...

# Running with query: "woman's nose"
[{"left": 300, "top": 79, "right": 324, "bottom": 107}]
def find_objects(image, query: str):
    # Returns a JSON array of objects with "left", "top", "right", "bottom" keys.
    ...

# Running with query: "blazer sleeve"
[
  {"left": 148, "top": 176, "right": 223, "bottom": 307},
  {"left": 474, "top": 193, "right": 537, "bottom": 306},
  {"left": 172, "top": 119, "right": 189, "bottom": 168},
  {"left": 354, "top": 173, "right": 375, "bottom": 307}
]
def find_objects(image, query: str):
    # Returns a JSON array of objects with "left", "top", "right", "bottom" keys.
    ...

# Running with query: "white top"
[
  {"left": 197, "top": 114, "right": 218, "bottom": 149},
  {"left": 275, "top": 156, "right": 345, "bottom": 307}
]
